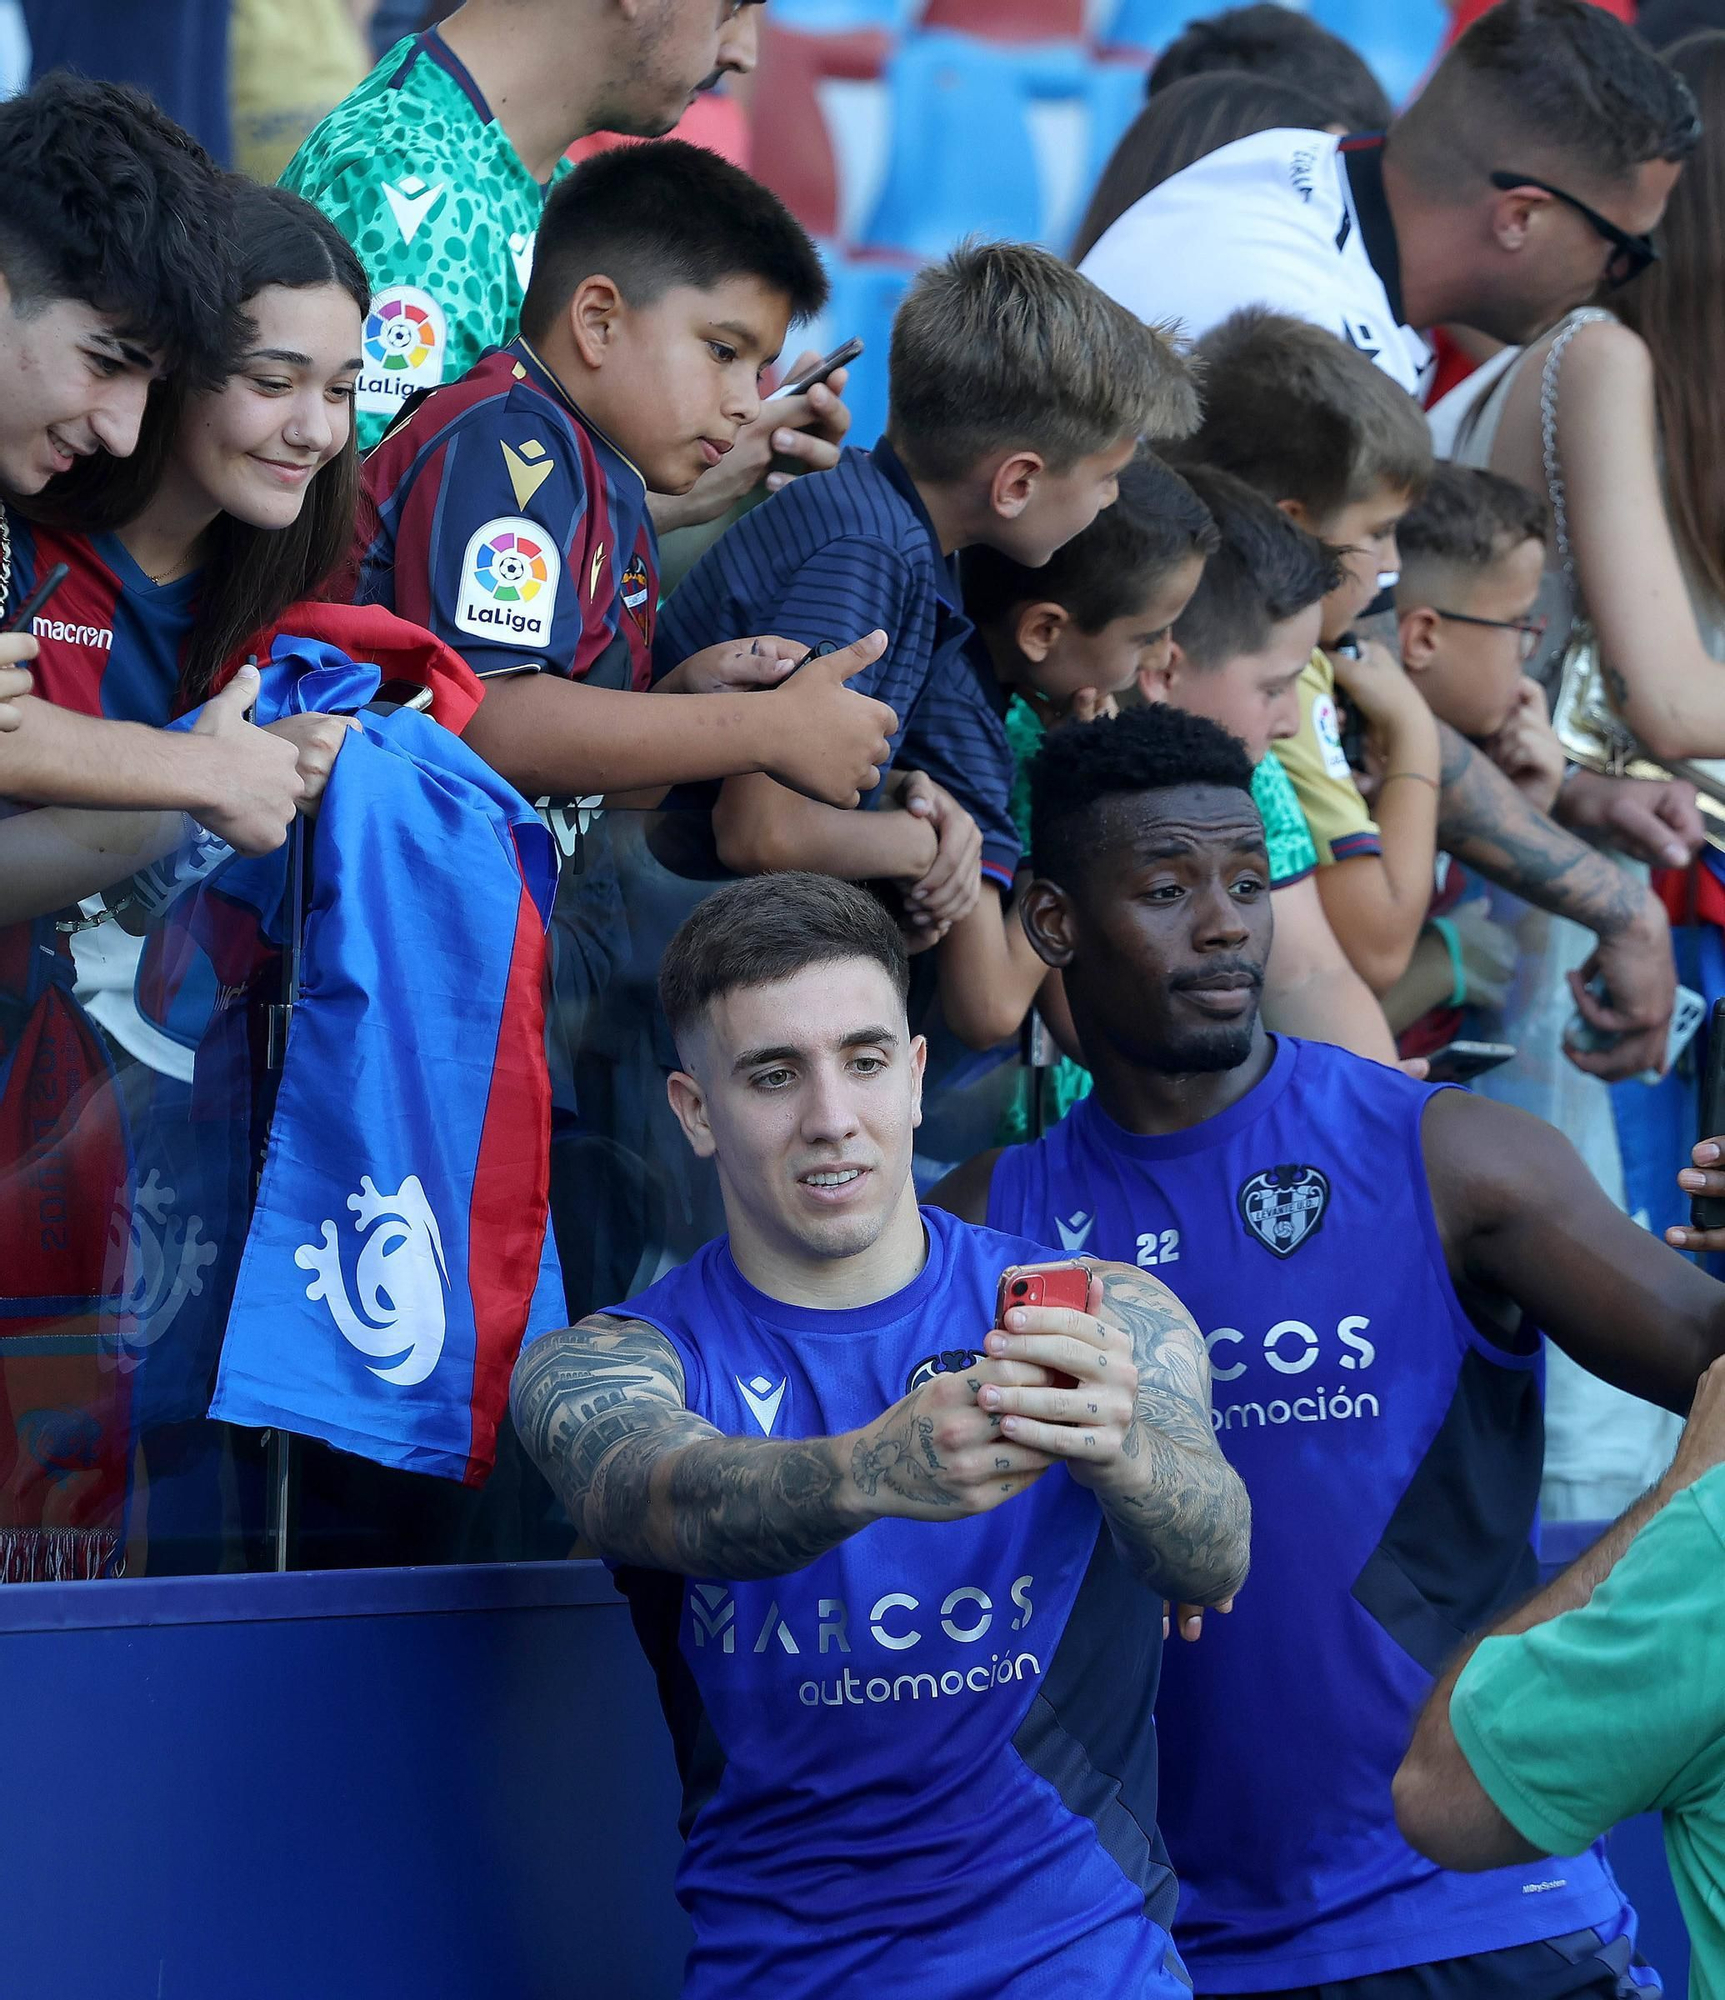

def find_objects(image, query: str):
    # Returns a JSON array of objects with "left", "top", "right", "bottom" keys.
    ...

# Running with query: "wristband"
[
  {"left": 1431, "top": 915, "right": 1467, "bottom": 1010},
  {"left": 1379, "top": 770, "right": 1440, "bottom": 792}
]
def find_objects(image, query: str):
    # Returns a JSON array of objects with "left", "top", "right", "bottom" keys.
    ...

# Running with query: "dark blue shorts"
[{"left": 1202, "top": 1926, "right": 1660, "bottom": 2000}]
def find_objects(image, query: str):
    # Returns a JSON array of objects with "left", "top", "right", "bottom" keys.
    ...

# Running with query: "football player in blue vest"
[
  {"left": 932, "top": 701, "right": 1725, "bottom": 1999},
  {"left": 510, "top": 868, "right": 1249, "bottom": 1999}
]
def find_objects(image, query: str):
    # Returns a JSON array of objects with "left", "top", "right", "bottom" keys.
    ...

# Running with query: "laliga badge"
[
  {"left": 1238, "top": 1164, "right": 1330, "bottom": 1259},
  {"left": 357, "top": 285, "right": 446, "bottom": 418},
  {"left": 455, "top": 515, "right": 561, "bottom": 649}
]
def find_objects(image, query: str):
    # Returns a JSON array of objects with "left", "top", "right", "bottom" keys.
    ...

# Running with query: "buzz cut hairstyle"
[
  {"left": 1182, "top": 308, "right": 1433, "bottom": 525},
  {"left": 1030, "top": 703, "right": 1258, "bottom": 885},
  {"left": 886, "top": 239, "right": 1202, "bottom": 484},
  {"left": 1396, "top": 462, "right": 1549, "bottom": 588},
  {"left": 960, "top": 450, "right": 1219, "bottom": 635},
  {"left": 520, "top": 139, "right": 829, "bottom": 344},
  {"left": 1171, "top": 465, "right": 1343, "bottom": 672},
  {"left": 658, "top": 873, "right": 911, "bottom": 1047},
  {"left": 1401, "top": 0, "right": 1700, "bottom": 190}
]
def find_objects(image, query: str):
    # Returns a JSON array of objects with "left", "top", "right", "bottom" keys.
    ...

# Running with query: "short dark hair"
[
  {"left": 0, "top": 73, "right": 240, "bottom": 386},
  {"left": 887, "top": 239, "right": 1200, "bottom": 482},
  {"left": 659, "top": 873, "right": 910, "bottom": 1046},
  {"left": 1030, "top": 703, "right": 1257, "bottom": 883},
  {"left": 521, "top": 139, "right": 828, "bottom": 343},
  {"left": 1398, "top": 0, "right": 1701, "bottom": 192},
  {"left": 1148, "top": 4, "right": 1393, "bottom": 130},
  {"left": 961, "top": 452, "right": 1218, "bottom": 634},
  {"left": 1396, "top": 463, "right": 1548, "bottom": 587},
  {"left": 1171, "top": 466, "right": 1341, "bottom": 671},
  {"left": 1073, "top": 72, "right": 1336, "bottom": 263},
  {"left": 1180, "top": 308, "right": 1432, "bottom": 523}
]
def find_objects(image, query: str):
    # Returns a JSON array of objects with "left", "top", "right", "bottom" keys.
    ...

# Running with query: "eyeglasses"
[
  {"left": 1488, "top": 171, "right": 1659, "bottom": 289},
  {"left": 1432, "top": 607, "right": 1549, "bottom": 662}
]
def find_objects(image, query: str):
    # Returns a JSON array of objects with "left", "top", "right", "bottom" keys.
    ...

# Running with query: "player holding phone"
[{"left": 511, "top": 871, "right": 1247, "bottom": 2000}]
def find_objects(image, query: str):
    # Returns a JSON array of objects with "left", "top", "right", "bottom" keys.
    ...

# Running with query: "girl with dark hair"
[
  {"left": 1, "top": 177, "right": 369, "bottom": 1083},
  {"left": 1071, "top": 71, "right": 1341, "bottom": 265}
]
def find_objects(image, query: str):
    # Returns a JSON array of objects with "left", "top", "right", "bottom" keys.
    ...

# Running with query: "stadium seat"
[
  {"left": 798, "top": 252, "right": 919, "bottom": 451},
  {"left": 749, "top": 23, "right": 894, "bottom": 241},
  {"left": 767, "top": 0, "right": 916, "bottom": 30},
  {"left": 858, "top": 31, "right": 1095, "bottom": 260},
  {"left": 1095, "top": 0, "right": 1206, "bottom": 57},
  {"left": 919, "top": 0, "right": 1087, "bottom": 42},
  {"left": 1307, "top": 0, "right": 1447, "bottom": 104}
]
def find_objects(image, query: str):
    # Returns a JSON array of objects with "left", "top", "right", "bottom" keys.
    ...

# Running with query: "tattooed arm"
[
  {"left": 978, "top": 1261, "right": 1251, "bottom": 1606},
  {"left": 1434, "top": 721, "right": 1674, "bottom": 1080},
  {"left": 509, "top": 1314, "right": 1056, "bottom": 1581}
]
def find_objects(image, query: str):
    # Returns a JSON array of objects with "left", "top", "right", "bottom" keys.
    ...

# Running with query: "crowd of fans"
[{"left": 8, "top": 0, "right": 1725, "bottom": 1988}]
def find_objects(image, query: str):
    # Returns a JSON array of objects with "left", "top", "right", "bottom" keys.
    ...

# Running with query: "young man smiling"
[
  {"left": 0, "top": 73, "right": 304, "bottom": 852},
  {"left": 510, "top": 870, "right": 1248, "bottom": 1998}
]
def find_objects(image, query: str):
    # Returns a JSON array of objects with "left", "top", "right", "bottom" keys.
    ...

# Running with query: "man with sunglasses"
[{"left": 1080, "top": 0, "right": 1696, "bottom": 400}]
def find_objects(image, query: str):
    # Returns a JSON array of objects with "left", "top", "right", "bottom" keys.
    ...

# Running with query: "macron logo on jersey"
[
  {"left": 33, "top": 615, "right": 111, "bottom": 651},
  {"left": 1054, "top": 1209, "right": 1094, "bottom": 1254},
  {"left": 381, "top": 174, "right": 446, "bottom": 246},
  {"left": 736, "top": 1373, "right": 787, "bottom": 1436},
  {"left": 508, "top": 229, "right": 535, "bottom": 293}
]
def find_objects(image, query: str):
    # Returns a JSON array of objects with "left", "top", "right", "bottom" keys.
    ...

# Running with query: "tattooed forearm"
[
  {"left": 509, "top": 1318, "right": 858, "bottom": 1580},
  {"left": 1435, "top": 722, "right": 1642, "bottom": 936},
  {"left": 1086, "top": 1264, "right": 1252, "bottom": 1605}
]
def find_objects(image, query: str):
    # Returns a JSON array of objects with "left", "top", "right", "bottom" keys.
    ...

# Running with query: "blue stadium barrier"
[
  {"left": 859, "top": 31, "right": 1092, "bottom": 259},
  {"left": 1307, "top": 0, "right": 1448, "bottom": 104},
  {"left": 0, "top": 1562, "right": 692, "bottom": 1997}
]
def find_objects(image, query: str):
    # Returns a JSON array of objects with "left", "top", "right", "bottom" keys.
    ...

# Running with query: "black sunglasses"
[
  {"left": 1489, "top": 171, "right": 1659, "bottom": 289},
  {"left": 1432, "top": 607, "right": 1549, "bottom": 662}
]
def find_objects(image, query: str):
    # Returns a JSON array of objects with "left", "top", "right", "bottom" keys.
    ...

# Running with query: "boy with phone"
[
  {"left": 358, "top": 140, "right": 895, "bottom": 811},
  {"left": 649, "top": 240, "right": 1198, "bottom": 937}
]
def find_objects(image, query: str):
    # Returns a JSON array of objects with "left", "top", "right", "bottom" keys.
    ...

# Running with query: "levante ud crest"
[{"left": 1238, "top": 1164, "right": 1330, "bottom": 1259}]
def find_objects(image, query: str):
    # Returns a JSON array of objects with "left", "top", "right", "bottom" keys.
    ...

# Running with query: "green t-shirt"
[
  {"left": 996, "top": 699, "right": 1317, "bottom": 1140},
  {"left": 1452, "top": 1465, "right": 1725, "bottom": 2000},
  {"left": 280, "top": 33, "right": 573, "bottom": 451}
]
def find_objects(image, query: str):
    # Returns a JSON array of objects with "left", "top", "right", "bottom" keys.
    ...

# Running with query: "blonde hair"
[{"left": 887, "top": 238, "right": 1200, "bottom": 482}]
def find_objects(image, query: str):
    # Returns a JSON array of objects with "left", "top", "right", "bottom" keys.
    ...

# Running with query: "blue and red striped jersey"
[
  {"left": 7, "top": 520, "right": 200, "bottom": 726},
  {"left": 357, "top": 338, "right": 658, "bottom": 691}
]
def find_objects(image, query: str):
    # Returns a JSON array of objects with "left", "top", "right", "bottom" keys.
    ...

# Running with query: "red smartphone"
[{"left": 995, "top": 1266, "right": 1091, "bottom": 1323}]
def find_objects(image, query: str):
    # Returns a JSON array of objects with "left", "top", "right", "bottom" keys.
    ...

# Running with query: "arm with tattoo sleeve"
[
  {"left": 509, "top": 1313, "right": 1057, "bottom": 1581},
  {"left": 1434, "top": 722, "right": 1673, "bottom": 1079},
  {"left": 979, "top": 1260, "right": 1251, "bottom": 1605},
  {"left": 1087, "top": 1263, "right": 1252, "bottom": 1604}
]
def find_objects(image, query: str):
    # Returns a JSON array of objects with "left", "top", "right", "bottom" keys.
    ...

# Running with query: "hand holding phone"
[
  {"left": 768, "top": 337, "right": 864, "bottom": 401},
  {"left": 1423, "top": 1039, "right": 1517, "bottom": 1085},
  {"left": 995, "top": 1265, "right": 1092, "bottom": 1322}
]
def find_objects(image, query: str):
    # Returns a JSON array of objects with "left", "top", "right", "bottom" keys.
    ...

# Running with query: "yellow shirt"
[
  {"left": 230, "top": 0, "right": 369, "bottom": 186},
  {"left": 1270, "top": 648, "right": 1382, "bottom": 867}
]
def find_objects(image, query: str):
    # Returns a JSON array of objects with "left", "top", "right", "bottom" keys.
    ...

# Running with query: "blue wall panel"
[{"left": 0, "top": 1565, "right": 690, "bottom": 1999}]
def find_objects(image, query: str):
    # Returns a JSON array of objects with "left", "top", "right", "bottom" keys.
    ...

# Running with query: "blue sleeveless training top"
[
  {"left": 610, "top": 1205, "right": 1191, "bottom": 1998},
  {"left": 987, "top": 1037, "right": 1636, "bottom": 1991}
]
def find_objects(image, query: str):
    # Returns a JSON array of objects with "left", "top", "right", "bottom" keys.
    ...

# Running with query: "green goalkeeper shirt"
[{"left": 281, "top": 29, "right": 573, "bottom": 452}]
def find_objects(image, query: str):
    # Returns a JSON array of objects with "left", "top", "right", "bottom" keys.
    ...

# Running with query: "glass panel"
[{"left": 0, "top": 795, "right": 1042, "bottom": 1575}]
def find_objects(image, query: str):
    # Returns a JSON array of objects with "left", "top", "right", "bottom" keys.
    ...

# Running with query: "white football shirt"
[{"left": 1079, "top": 129, "right": 1433, "bottom": 399}]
